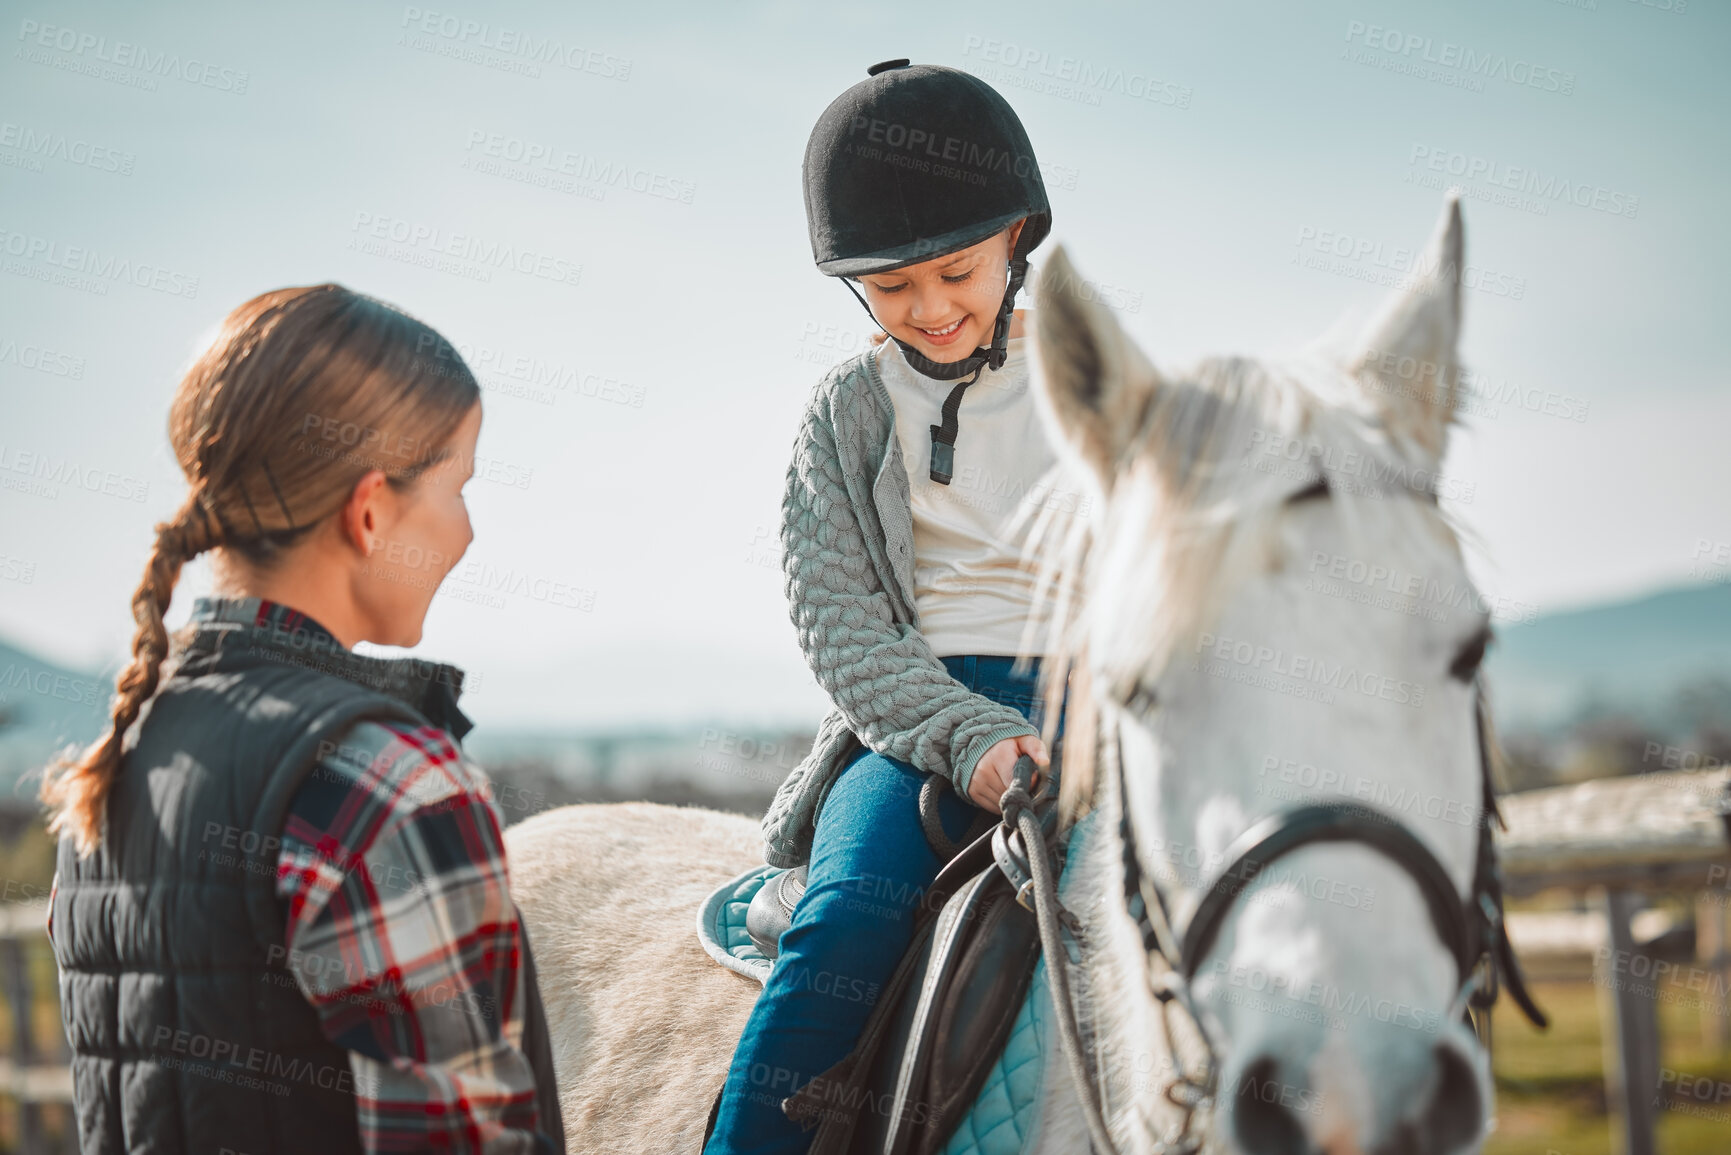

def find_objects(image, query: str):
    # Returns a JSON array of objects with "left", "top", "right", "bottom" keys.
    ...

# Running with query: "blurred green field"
[{"left": 1487, "top": 980, "right": 1731, "bottom": 1155}]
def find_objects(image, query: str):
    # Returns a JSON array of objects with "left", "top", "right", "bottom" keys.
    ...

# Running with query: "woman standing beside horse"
[{"left": 42, "top": 287, "right": 564, "bottom": 1154}]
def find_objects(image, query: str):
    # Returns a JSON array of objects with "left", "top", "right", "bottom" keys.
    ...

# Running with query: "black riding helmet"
[{"left": 804, "top": 60, "right": 1052, "bottom": 482}]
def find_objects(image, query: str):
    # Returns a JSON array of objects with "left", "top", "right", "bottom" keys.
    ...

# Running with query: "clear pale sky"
[{"left": 1, "top": 0, "right": 1726, "bottom": 730}]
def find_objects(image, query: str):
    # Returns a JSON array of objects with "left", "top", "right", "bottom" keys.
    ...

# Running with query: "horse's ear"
[
  {"left": 1032, "top": 245, "right": 1162, "bottom": 487},
  {"left": 1347, "top": 194, "right": 1464, "bottom": 462}
]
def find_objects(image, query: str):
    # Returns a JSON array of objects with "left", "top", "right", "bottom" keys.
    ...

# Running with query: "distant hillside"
[
  {"left": 1485, "top": 582, "right": 1731, "bottom": 736},
  {"left": 0, "top": 640, "right": 110, "bottom": 798}
]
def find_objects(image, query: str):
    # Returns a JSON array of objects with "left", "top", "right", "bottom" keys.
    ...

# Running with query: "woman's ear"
[{"left": 339, "top": 470, "right": 391, "bottom": 557}]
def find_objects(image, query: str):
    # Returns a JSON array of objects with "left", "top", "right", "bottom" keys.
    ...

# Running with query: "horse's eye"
[
  {"left": 1448, "top": 623, "right": 1493, "bottom": 683},
  {"left": 1285, "top": 475, "right": 1330, "bottom": 505}
]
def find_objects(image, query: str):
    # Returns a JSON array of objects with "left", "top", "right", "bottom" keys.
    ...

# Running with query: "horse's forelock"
[{"left": 1029, "top": 350, "right": 1455, "bottom": 815}]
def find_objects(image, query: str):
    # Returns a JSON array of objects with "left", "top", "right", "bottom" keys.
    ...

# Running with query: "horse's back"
[{"left": 506, "top": 801, "right": 766, "bottom": 1151}]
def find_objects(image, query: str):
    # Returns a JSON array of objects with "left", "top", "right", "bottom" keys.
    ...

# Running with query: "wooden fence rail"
[
  {"left": 0, "top": 899, "right": 70, "bottom": 1155},
  {"left": 1498, "top": 765, "right": 1731, "bottom": 1155}
]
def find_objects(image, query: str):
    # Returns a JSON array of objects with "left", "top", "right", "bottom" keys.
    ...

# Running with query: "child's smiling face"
[{"left": 856, "top": 219, "right": 1026, "bottom": 363}]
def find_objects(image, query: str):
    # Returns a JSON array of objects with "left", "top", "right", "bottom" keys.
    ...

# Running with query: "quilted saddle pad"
[{"left": 694, "top": 863, "right": 1059, "bottom": 1154}]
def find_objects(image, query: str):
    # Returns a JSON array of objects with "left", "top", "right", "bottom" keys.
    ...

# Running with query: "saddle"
[{"left": 709, "top": 764, "right": 1062, "bottom": 1155}]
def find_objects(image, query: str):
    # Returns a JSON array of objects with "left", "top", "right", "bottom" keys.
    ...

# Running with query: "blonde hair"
[{"left": 42, "top": 284, "right": 480, "bottom": 855}]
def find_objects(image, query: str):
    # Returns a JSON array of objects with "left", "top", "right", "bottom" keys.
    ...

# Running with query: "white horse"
[{"left": 508, "top": 193, "right": 1499, "bottom": 1154}]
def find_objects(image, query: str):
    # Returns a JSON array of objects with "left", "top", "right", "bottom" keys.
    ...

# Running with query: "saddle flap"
[
  {"left": 915, "top": 883, "right": 1040, "bottom": 1155},
  {"left": 882, "top": 864, "right": 1043, "bottom": 1155},
  {"left": 880, "top": 869, "right": 997, "bottom": 1152}
]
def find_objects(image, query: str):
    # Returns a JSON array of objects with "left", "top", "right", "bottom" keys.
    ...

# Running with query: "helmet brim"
[{"left": 818, "top": 210, "right": 1037, "bottom": 278}]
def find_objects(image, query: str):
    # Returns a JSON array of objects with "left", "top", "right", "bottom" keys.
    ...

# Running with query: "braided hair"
[{"left": 42, "top": 285, "right": 480, "bottom": 855}]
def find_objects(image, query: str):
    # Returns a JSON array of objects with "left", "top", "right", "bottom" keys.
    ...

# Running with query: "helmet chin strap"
[{"left": 841, "top": 251, "right": 1030, "bottom": 485}]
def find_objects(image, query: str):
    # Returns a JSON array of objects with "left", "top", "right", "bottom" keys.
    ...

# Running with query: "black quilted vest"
[{"left": 51, "top": 614, "right": 566, "bottom": 1155}]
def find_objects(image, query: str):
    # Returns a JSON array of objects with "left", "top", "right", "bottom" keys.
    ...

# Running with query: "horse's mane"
[{"left": 1020, "top": 347, "right": 1460, "bottom": 823}]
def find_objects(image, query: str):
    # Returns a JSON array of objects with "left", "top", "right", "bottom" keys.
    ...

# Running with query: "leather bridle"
[
  {"left": 1091, "top": 685, "right": 1548, "bottom": 1152},
  {"left": 1117, "top": 683, "right": 1548, "bottom": 994}
]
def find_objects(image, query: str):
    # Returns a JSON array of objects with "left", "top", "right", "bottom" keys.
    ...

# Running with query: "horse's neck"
[{"left": 1032, "top": 805, "right": 1190, "bottom": 1155}]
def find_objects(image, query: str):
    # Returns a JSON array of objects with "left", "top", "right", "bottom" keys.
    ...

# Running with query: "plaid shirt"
[{"left": 208, "top": 598, "right": 550, "bottom": 1153}]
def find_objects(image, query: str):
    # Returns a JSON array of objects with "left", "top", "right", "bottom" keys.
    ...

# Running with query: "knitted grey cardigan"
[{"left": 760, "top": 347, "right": 1040, "bottom": 869}]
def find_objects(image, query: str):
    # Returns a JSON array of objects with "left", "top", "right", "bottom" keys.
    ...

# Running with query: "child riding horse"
[{"left": 706, "top": 60, "right": 1067, "bottom": 1154}]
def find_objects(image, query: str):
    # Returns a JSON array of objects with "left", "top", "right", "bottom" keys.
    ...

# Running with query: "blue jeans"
[{"left": 706, "top": 655, "right": 1058, "bottom": 1155}]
